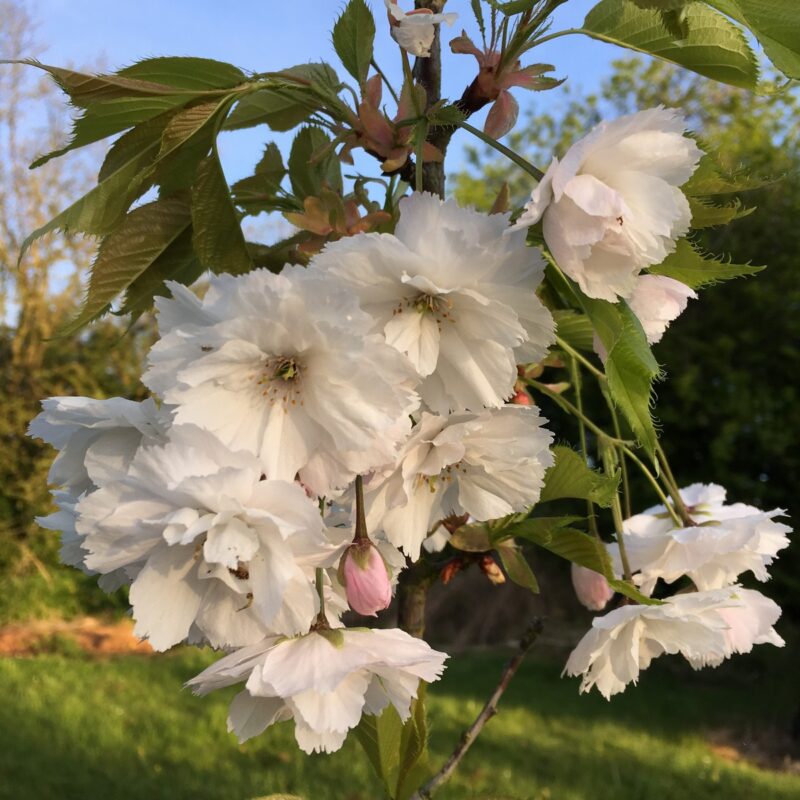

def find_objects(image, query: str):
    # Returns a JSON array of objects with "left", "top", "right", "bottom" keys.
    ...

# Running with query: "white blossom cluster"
[
  {"left": 566, "top": 483, "right": 790, "bottom": 699},
  {"left": 30, "top": 191, "right": 557, "bottom": 753},
  {"left": 28, "top": 109, "right": 790, "bottom": 751}
]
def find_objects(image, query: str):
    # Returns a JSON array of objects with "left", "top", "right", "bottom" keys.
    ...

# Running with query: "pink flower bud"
[
  {"left": 571, "top": 563, "right": 614, "bottom": 611},
  {"left": 340, "top": 542, "right": 392, "bottom": 616}
]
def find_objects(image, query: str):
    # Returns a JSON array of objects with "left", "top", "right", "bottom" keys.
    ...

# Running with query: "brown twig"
[{"left": 411, "top": 619, "right": 545, "bottom": 799}]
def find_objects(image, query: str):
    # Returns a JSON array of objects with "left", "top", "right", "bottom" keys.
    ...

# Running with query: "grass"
[{"left": 0, "top": 644, "right": 798, "bottom": 800}]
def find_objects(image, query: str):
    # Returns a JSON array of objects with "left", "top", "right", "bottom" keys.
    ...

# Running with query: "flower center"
[
  {"left": 393, "top": 293, "right": 456, "bottom": 326},
  {"left": 257, "top": 356, "right": 305, "bottom": 408}
]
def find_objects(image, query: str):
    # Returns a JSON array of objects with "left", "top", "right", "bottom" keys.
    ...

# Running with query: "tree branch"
[{"left": 411, "top": 619, "right": 544, "bottom": 799}]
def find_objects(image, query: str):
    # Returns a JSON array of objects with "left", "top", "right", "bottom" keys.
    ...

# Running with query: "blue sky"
[{"left": 35, "top": 0, "right": 621, "bottom": 182}]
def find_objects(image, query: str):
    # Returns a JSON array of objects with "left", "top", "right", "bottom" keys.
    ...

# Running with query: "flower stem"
[
  {"left": 370, "top": 57, "right": 399, "bottom": 104},
  {"left": 526, "top": 379, "right": 631, "bottom": 447},
  {"left": 655, "top": 441, "right": 695, "bottom": 527},
  {"left": 354, "top": 474, "right": 368, "bottom": 542},
  {"left": 619, "top": 446, "right": 683, "bottom": 528},
  {"left": 600, "top": 446, "right": 632, "bottom": 582},
  {"left": 569, "top": 357, "right": 600, "bottom": 540},
  {"left": 556, "top": 336, "right": 606, "bottom": 382},
  {"left": 458, "top": 120, "right": 545, "bottom": 181},
  {"left": 601, "top": 389, "right": 632, "bottom": 520},
  {"left": 314, "top": 567, "right": 326, "bottom": 626}
]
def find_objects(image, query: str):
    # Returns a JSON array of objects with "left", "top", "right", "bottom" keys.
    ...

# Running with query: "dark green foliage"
[{"left": 0, "top": 318, "right": 154, "bottom": 623}]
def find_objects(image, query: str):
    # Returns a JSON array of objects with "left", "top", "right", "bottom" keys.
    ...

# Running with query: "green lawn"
[{"left": 0, "top": 645, "right": 797, "bottom": 800}]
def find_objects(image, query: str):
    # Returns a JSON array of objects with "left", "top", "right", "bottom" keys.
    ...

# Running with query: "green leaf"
[
  {"left": 705, "top": 0, "right": 800, "bottom": 78},
  {"left": 117, "top": 56, "right": 246, "bottom": 89},
  {"left": 224, "top": 63, "right": 344, "bottom": 132},
  {"left": 689, "top": 196, "right": 753, "bottom": 228},
  {"left": 24, "top": 58, "right": 246, "bottom": 168},
  {"left": 541, "top": 445, "right": 620, "bottom": 508},
  {"left": 649, "top": 237, "right": 764, "bottom": 288},
  {"left": 353, "top": 706, "right": 403, "bottom": 797},
  {"left": 118, "top": 227, "right": 205, "bottom": 321},
  {"left": 332, "top": 0, "right": 376, "bottom": 85},
  {"left": 224, "top": 87, "right": 317, "bottom": 132},
  {"left": 5, "top": 60, "right": 183, "bottom": 106},
  {"left": 507, "top": 516, "right": 658, "bottom": 605},
  {"left": 449, "top": 523, "right": 493, "bottom": 552},
  {"left": 288, "top": 127, "right": 343, "bottom": 198},
  {"left": 58, "top": 197, "right": 192, "bottom": 335},
  {"left": 550, "top": 263, "right": 663, "bottom": 460},
  {"left": 247, "top": 234, "right": 308, "bottom": 272},
  {"left": 580, "top": 0, "right": 759, "bottom": 89},
  {"left": 191, "top": 153, "right": 253, "bottom": 276},
  {"left": 576, "top": 294, "right": 661, "bottom": 459},
  {"left": 395, "top": 685, "right": 431, "bottom": 800},
  {"left": 150, "top": 99, "right": 233, "bottom": 193},
  {"left": 489, "top": 0, "right": 540, "bottom": 13},
  {"left": 426, "top": 103, "right": 467, "bottom": 128},
  {"left": 31, "top": 94, "right": 196, "bottom": 168},
  {"left": 471, "top": 0, "right": 487, "bottom": 40},
  {"left": 97, "top": 114, "right": 171, "bottom": 182},
  {"left": 20, "top": 134, "right": 160, "bottom": 258},
  {"left": 496, "top": 542, "right": 540, "bottom": 593},
  {"left": 553, "top": 309, "right": 595, "bottom": 352},
  {"left": 232, "top": 143, "right": 288, "bottom": 215},
  {"left": 683, "top": 152, "right": 775, "bottom": 196}
]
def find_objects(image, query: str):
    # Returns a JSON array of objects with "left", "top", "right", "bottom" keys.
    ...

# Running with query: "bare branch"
[{"left": 411, "top": 619, "right": 545, "bottom": 800}]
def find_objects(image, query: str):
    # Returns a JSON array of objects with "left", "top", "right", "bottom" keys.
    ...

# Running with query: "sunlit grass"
[{"left": 0, "top": 647, "right": 797, "bottom": 800}]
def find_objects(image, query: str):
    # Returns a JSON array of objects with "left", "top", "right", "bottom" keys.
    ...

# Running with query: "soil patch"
[
  {"left": 707, "top": 727, "right": 800, "bottom": 774},
  {"left": 0, "top": 617, "right": 152, "bottom": 656}
]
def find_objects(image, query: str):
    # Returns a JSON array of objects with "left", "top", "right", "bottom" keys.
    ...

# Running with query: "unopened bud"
[
  {"left": 440, "top": 558, "right": 465, "bottom": 585},
  {"left": 340, "top": 541, "right": 392, "bottom": 616},
  {"left": 511, "top": 385, "right": 533, "bottom": 406},
  {"left": 571, "top": 563, "right": 614, "bottom": 611},
  {"left": 480, "top": 554, "right": 506, "bottom": 585}
]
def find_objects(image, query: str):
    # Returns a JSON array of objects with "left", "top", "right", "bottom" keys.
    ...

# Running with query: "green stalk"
[
  {"left": 655, "top": 441, "right": 694, "bottom": 527},
  {"left": 526, "top": 379, "right": 630, "bottom": 446},
  {"left": 569, "top": 357, "right": 600, "bottom": 540},
  {"left": 601, "top": 446, "right": 632, "bottom": 582},
  {"left": 458, "top": 120, "right": 545, "bottom": 181}
]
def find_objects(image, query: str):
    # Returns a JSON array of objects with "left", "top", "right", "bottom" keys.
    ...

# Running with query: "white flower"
[
  {"left": 77, "top": 425, "right": 339, "bottom": 651},
  {"left": 187, "top": 627, "right": 448, "bottom": 752},
  {"left": 564, "top": 587, "right": 783, "bottom": 699},
  {"left": 366, "top": 406, "right": 554, "bottom": 559},
  {"left": 620, "top": 483, "right": 790, "bottom": 594},
  {"left": 384, "top": 1, "right": 457, "bottom": 58},
  {"left": 29, "top": 397, "right": 170, "bottom": 586},
  {"left": 628, "top": 274, "right": 696, "bottom": 343},
  {"left": 593, "top": 274, "right": 697, "bottom": 360},
  {"left": 513, "top": 108, "right": 701, "bottom": 301},
  {"left": 310, "top": 192, "right": 555, "bottom": 413},
  {"left": 687, "top": 588, "right": 784, "bottom": 668},
  {"left": 144, "top": 269, "right": 419, "bottom": 496},
  {"left": 28, "top": 396, "right": 169, "bottom": 495}
]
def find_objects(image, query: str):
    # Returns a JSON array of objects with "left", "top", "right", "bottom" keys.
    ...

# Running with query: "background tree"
[{"left": 0, "top": 0, "right": 151, "bottom": 621}]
